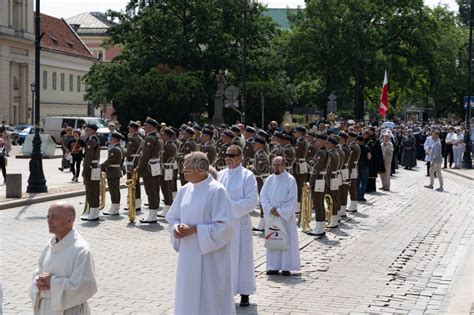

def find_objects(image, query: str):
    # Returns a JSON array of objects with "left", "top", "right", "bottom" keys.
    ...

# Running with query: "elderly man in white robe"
[
  {"left": 30, "top": 202, "right": 97, "bottom": 315},
  {"left": 165, "top": 152, "right": 235, "bottom": 315},
  {"left": 260, "top": 156, "right": 301, "bottom": 276},
  {"left": 217, "top": 144, "right": 258, "bottom": 307}
]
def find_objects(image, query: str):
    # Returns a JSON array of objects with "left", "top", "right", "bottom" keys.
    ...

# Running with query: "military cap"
[
  {"left": 308, "top": 130, "right": 318, "bottom": 138},
  {"left": 163, "top": 128, "right": 175, "bottom": 137},
  {"left": 185, "top": 127, "right": 195, "bottom": 135},
  {"left": 85, "top": 124, "right": 98, "bottom": 131},
  {"left": 327, "top": 135, "right": 340, "bottom": 145},
  {"left": 245, "top": 126, "right": 256, "bottom": 133},
  {"left": 170, "top": 126, "right": 179, "bottom": 135},
  {"left": 231, "top": 125, "right": 241, "bottom": 133},
  {"left": 252, "top": 136, "right": 266, "bottom": 145},
  {"left": 348, "top": 131, "right": 358, "bottom": 138},
  {"left": 202, "top": 128, "right": 214, "bottom": 136},
  {"left": 356, "top": 135, "right": 364, "bottom": 142},
  {"left": 180, "top": 124, "right": 188, "bottom": 130},
  {"left": 220, "top": 123, "right": 229, "bottom": 129},
  {"left": 128, "top": 121, "right": 140, "bottom": 129},
  {"left": 111, "top": 131, "right": 124, "bottom": 140},
  {"left": 273, "top": 132, "right": 285, "bottom": 140},
  {"left": 222, "top": 130, "right": 235, "bottom": 138},
  {"left": 282, "top": 133, "right": 293, "bottom": 141},
  {"left": 257, "top": 130, "right": 269, "bottom": 139},
  {"left": 144, "top": 117, "right": 159, "bottom": 127},
  {"left": 316, "top": 133, "right": 328, "bottom": 140},
  {"left": 294, "top": 125, "right": 307, "bottom": 133},
  {"left": 339, "top": 132, "right": 349, "bottom": 139}
]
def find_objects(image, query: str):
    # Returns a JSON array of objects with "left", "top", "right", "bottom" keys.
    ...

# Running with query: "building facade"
[{"left": 0, "top": 0, "right": 35, "bottom": 125}]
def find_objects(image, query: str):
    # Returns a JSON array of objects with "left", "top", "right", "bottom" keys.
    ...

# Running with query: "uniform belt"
[
  {"left": 149, "top": 158, "right": 160, "bottom": 163},
  {"left": 320, "top": 171, "right": 327, "bottom": 175},
  {"left": 91, "top": 160, "right": 99, "bottom": 163},
  {"left": 108, "top": 164, "right": 121, "bottom": 168},
  {"left": 130, "top": 154, "right": 140, "bottom": 157},
  {"left": 297, "top": 158, "right": 306, "bottom": 162}
]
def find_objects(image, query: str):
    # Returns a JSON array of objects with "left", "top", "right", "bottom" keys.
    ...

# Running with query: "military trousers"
[
  {"left": 160, "top": 174, "right": 173, "bottom": 206},
  {"left": 295, "top": 173, "right": 307, "bottom": 202},
  {"left": 107, "top": 177, "right": 121, "bottom": 204},
  {"left": 84, "top": 177, "right": 100, "bottom": 208},
  {"left": 311, "top": 191, "right": 325, "bottom": 222},
  {"left": 142, "top": 175, "right": 161, "bottom": 210}
]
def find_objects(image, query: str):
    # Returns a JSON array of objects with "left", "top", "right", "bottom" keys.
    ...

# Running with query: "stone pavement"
[{"left": 0, "top": 166, "right": 473, "bottom": 314}]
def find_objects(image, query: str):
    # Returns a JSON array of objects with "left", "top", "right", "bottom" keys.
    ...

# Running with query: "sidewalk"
[{"left": 444, "top": 167, "right": 474, "bottom": 181}]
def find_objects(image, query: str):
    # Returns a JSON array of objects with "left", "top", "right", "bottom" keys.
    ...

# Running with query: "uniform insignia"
[
  {"left": 147, "top": 142, "right": 151, "bottom": 145},
  {"left": 87, "top": 145, "right": 90, "bottom": 148},
  {"left": 111, "top": 153, "right": 114, "bottom": 156}
]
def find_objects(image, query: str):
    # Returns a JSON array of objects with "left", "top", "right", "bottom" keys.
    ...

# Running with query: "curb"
[
  {"left": 0, "top": 183, "right": 129, "bottom": 210},
  {"left": 444, "top": 169, "right": 474, "bottom": 181}
]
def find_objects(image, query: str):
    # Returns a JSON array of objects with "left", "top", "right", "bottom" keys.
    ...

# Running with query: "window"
[
  {"left": 62, "top": 119, "right": 76, "bottom": 129},
  {"left": 69, "top": 74, "right": 73, "bottom": 92},
  {"left": 42, "top": 71, "right": 47, "bottom": 90},
  {"left": 77, "top": 75, "right": 81, "bottom": 92},
  {"left": 60, "top": 73, "right": 65, "bottom": 91},
  {"left": 52, "top": 72, "right": 57, "bottom": 90}
]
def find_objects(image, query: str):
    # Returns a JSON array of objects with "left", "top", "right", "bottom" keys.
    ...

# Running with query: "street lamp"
[
  {"left": 242, "top": 0, "right": 257, "bottom": 124},
  {"left": 30, "top": 83, "right": 35, "bottom": 125},
  {"left": 463, "top": 0, "right": 473, "bottom": 169},
  {"left": 27, "top": 0, "right": 47, "bottom": 193}
]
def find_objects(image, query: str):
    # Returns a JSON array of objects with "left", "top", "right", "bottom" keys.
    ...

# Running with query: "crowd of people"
[{"left": 27, "top": 115, "right": 473, "bottom": 315}]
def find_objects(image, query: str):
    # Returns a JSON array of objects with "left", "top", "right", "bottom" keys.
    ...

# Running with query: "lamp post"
[
  {"left": 30, "top": 83, "right": 35, "bottom": 125},
  {"left": 463, "top": 0, "right": 473, "bottom": 169},
  {"left": 242, "top": 0, "right": 256, "bottom": 124},
  {"left": 27, "top": 0, "right": 47, "bottom": 193}
]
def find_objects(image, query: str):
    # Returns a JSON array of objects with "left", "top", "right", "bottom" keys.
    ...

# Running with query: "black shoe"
[
  {"left": 58, "top": 167, "right": 63, "bottom": 171},
  {"left": 240, "top": 295, "right": 250, "bottom": 307},
  {"left": 252, "top": 226, "right": 264, "bottom": 232},
  {"left": 266, "top": 270, "right": 279, "bottom": 275},
  {"left": 282, "top": 270, "right": 291, "bottom": 276},
  {"left": 359, "top": 198, "right": 367, "bottom": 202},
  {"left": 81, "top": 217, "right": 99, "bottom": 221},
  {"left": 139, "top": 219, "right": 157, "bottom": 224},
  {"left": 136, "top": 208, "right": 142, "bottom": 212},
  {"left": 144, "top": 203, "right": 149, "bottom": 207}
]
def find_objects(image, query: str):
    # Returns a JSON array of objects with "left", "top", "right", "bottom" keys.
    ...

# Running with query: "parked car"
[
  {"left": 17, "top": 126, "right": 36, "bottom": 145},
  {"left": 4, "top": 125, "right": 20, "bottom": 145},
  {"left": 43, "top": 116, "right": 110, "bottom": 145}
]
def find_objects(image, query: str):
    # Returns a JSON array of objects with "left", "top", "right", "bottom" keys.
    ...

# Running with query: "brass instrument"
[
  {"left": 126, "top": 171, "right": 139, "bottom": 222},
  {"left": 298, "top": 183, "right": 313, "bottom": 232},
  {"left": 99, "top": 172, "right": 106, "bottom": 210},
  {"left": 324, "top": 193, "right": 333, "bottom": 223}
]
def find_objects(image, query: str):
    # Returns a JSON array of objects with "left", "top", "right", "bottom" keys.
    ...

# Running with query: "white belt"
[
  {"left": 91, "top": 160, "right": 99, "bottom": 163},
  {"left": 320, "top": 171, "right": 327, "bottom": 175},
  {"left": 297, "top": 158, "right": 306, "bottom": 162},
  {"left": 108, "top": 164, "right": 121, "bottom": 168},
  {"left": 129, "top": 154, "right": 140, "bottom": 157},
  {"left": 149, "top": 158, "right": 160, "bottom": 163}
]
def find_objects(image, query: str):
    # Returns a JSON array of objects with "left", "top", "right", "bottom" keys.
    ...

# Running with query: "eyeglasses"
[{"left": 225, "top": 153, "right": 240, "bottom": 158}]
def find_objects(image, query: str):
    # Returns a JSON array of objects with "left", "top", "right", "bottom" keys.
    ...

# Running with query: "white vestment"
[
  {"left": 30, "top": 228, "right": 97, "bottom": 315},
  {"left": 260, "top": 171, "right": 301, "bottom": 271},
  {"left": 218, "top": 165, "right": 258, "bottom": 295},
  {"left": 165, "top": 175, "right": 236, "bottom": 315}
]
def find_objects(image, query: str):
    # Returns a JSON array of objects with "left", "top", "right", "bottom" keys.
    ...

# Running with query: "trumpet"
[
  {"left": 298, "top": 183, "right": 313, "bottom": 232},
  {"left": 324, "top": 193, "right": 333, "bottom": 223},
  {"left": 126, "top": 171, "right": 139, "bottom": 222}
]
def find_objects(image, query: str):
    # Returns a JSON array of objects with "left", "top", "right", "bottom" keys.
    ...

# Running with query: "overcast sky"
[{"left": 39, "top": 0, "right": 459, "bottom": 19}]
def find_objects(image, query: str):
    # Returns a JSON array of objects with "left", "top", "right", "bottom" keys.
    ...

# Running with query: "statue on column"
[{"left": 212, "top": 69, "right": 225, "bottom": 125}]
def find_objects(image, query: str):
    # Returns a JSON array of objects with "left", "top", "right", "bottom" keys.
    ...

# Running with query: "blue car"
[{"left": 17, "top": 125, "right": 36, "bottom": 145}]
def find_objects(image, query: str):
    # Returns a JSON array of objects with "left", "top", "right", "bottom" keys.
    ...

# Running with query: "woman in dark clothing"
[
  {"left": 0, "top": 137, "right": 7, "bottom": 183},
  {"left": 67, "top": 130, "right": 86, "bottom": 182},
  {"left": 401, "top": 130, "right": 417, "bottom": 169},
  {"left": 364, "top": 129, "right": 385, "bottom": 193}
]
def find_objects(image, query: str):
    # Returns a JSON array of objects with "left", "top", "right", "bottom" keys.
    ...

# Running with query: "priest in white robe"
[
  {"left": 217, "top": 144, "right": 258, "bottom": 307},
  {"left": 30, "top": 202, "right": 97, "bottom": 315},
  {"left": 165, "top": 152, "right": 235, "bottom": 315},
  {"left": 260, "top": 156, "right": 301, "bottom": 275}
]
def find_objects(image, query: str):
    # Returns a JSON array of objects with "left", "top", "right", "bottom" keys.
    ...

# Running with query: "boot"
[
  {"left": 135, "top": 198, "right": 142, "bottom": 212},
  {"left": 104, "top": 203, "right": 120, "bottom": 216},
  {"left": 253, "top": 217, "right": 265, "bottom": 231},
  {"left": 327, "top": 214, "right": 339, "bottom": 228},
  {"left": 158, "top": 205, "right": 170, "bottom": 218},
  {"left": 346, "top": 200, "right": 357, "bottom": 212},
  {"left": 340, "top": 205, "right": 347, "bottom": 218},
  {"left": 310, "top": 221, "right": 326, "bottom": 236},
  {"left": 81, "top": 207, "right": 100, "bottom": 221},
  {"left": 140, "top": 209, "right": 158, "bottom": 223}
]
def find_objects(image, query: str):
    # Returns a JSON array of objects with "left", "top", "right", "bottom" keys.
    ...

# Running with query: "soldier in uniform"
[
  {"left": 270, "top": 132, "right": 285, "bottom": 164},
  {"left": 81, "top": 124, "right": 102, "bottom": 221},
  {"left": 231, "top": 125, "right": 245, "bottom": 147},
  {"left": 334, "top": 135, "right": 345, "bottom": 221},
  {"left": 309, "top": 133, "right": 330, "bottom": 236},
  {"left": 338, "top": 132, "right": 352, "bottom": 218},
  {"left": 134, "top": 117, "right": 163, "bottom": 224},
  {"left": 125, "top": 121, "right": 144, "bottom": 212},
  {"left": 257, "top": 130, "right": 270, "bottom": 154},
  {"left": 281, "top": 134, "right": 296, "bottom": 175},
  {"left": 243, "top": 126, "right": 256, "bottom": 169},
  {"left": 293, "top": 126, "right": 309, "bottom": 212},
  {"left": 346, "top": 131, "right": 361, "bottom": 213},
  {"left": 250, "top": 136, "right": 271, "bottom": 231},
  {"left": 102, "top": 132, "right": 125, "bottom": 216},
  {"left": 325, "top": 135, "right": 341, "bottom": 228},
  {"left": 200, "top": 128, "right": 217, "bottom": 165},
  {"left": 170, "top": 126, "right": 181, "bottom": 198},
  {"left": 177, "top": 127, "right": 197, "bottom": 186},
  {"left": 214, "top": 130, "right": 235, "bottom": 171},
  {"left": 159, "top": 128, "right": 178, "bottom": 218}
]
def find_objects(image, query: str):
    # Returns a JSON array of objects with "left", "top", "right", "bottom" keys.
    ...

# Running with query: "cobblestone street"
[{"left": 0, "top": 166, "right": 473, "bottom": 314}]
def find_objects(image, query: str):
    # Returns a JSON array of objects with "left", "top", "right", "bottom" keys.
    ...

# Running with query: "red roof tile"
[{"left": 38, "top": 13, "right": 96, "bottom": 60}]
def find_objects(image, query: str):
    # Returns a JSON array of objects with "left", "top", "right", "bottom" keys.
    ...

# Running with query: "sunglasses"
[{"left": 225, "top": 153, "right": 240, "bottom": 158}]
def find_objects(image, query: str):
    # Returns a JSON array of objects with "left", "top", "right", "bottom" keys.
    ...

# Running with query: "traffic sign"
[
  {"left": 464, "top": 96, "right": 474, "bottom": 109},
  {"left": 327, "top": 100, "right": 337, "bottom": 113},
  {"left": 328, "top": 92, "right": 337, "bottom": 102},
  {"left": 225, "top": 85, "right": 239, "bottom": 101}
]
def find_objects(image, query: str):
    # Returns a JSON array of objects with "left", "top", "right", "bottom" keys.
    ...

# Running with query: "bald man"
[{"left": 30, "top": 202, "right": 97, "bottom": 314}]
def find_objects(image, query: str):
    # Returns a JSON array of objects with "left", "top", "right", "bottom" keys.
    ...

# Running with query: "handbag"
[{"left": 264, "top": 215, "right": 289, "bottom": 251}]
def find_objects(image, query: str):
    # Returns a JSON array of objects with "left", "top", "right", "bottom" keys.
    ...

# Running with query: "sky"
[{"left": 39, "top": 0, "right": 459, "bottom": 19}]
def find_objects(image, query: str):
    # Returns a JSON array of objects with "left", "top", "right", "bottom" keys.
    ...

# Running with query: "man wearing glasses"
[{"left": 217, "top": 145, "right": 258, "bottom": 307}]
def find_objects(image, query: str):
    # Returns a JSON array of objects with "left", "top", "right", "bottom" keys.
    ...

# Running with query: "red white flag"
[{"left": 378, "top": 71, "right": 389, "bottom": 117}]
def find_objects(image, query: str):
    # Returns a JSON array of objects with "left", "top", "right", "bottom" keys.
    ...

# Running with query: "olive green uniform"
[
  {"left": 126, "top": 133, "right": 143, "bottom": 201},
  {"left": 161, "top": 140, "right": 177, "bottom": 206},
  {"left": 214, "top": 142, "right": 230, "bottom": 171},
  {"left": 177, "top": 138, "right": 197, "bottom": 186},
  {"left": 293, "top": 137, "right": 308, "bottom": 203},
  {"left": 172, "top": 138, "right": 181, "bottom": 193},
  {"left": 340, "top": 144, "right": 352, "bottom": 212},
  {"left": 201, "top": 141, "right": 217, "bottom": 165},
  {"left": 136, "top": 131, "right": 162, "bottom": 210},
  {"left": 83, "top": 135, "right": 101, "bottom": 208},
  {"left": 283, "top": 143, "right": 296, "bottom": 175},
  {"left": 243, "top": 140, "right": 255, "bottom": 169},
  {"left": 309, "top": 148, "right": 330, "bottom": 221},
  {"left": 101, "top": 144, "right": 124, "bottom": 204},
  {"left": 349, "top": 142, "right": 361, "bottom": 203},
  {"left": 326, "top": 148, "right": 341, "bottom": 216},
  {"left": 252, "top": 148, "right": 271, "bottom": 220}
]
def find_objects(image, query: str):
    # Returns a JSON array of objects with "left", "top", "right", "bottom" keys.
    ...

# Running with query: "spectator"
[
  {"left": 380, "top": 133, "right": 394, "bottom": 191},
  {"left": 452, "top": 128, "right": 465, "bottom": 169},
  {"left": 59, "top": 126, "right": 73, "bottom": 172},
  {"left": 425, "top": 131, "right": 444, "bottom": 191},
  {"left": 401, "top": 130, "right": 417, "bottom": 170},
  {"left": 67, "top": 130, "right": 86, "bottom": 182},
  {"left": 0, "top": 137, "right": 7, "bottom": 183},
  {"left": 356, "top": 135, "right": 371, "bottom": 202}
]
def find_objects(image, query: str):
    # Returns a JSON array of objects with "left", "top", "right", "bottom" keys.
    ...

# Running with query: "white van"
[{"left": 44, "top": 116, "right": 110, "bottom": 145}]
